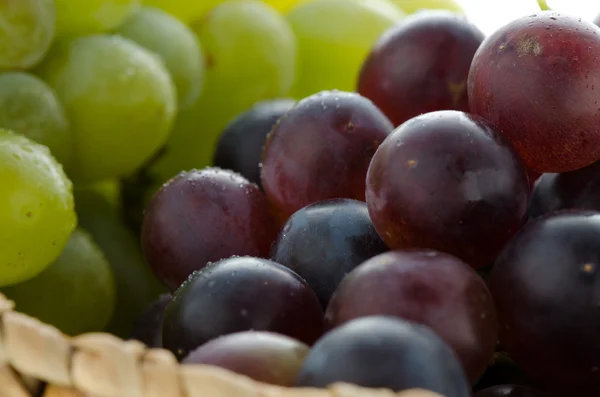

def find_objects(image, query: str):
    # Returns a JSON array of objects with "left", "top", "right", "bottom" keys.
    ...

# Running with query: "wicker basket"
[{"left": 0, "top": 294, "right": 446, "bottom": 397}]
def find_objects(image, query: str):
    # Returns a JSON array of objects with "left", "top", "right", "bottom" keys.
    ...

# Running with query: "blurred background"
[{"left": 459, "top": 0, "right": 599, "bottom": 35}]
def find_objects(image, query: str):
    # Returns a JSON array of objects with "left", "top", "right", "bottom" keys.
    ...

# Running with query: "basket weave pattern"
[{"left": 0, "top": 294, "right": 445, "bottom": 397}]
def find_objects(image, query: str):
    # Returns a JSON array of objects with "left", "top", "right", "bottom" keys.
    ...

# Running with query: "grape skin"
[
  {"left": 55, "top": 0, "right": 140, "bottom": 37},
  {"left": 37, "top": 34, "right": 177, "bottom": 183},
  {"left": 1, "top": 229, "right": 115, "bottom": 336},
  {"left": 0, "top": 72, "right": 72, "bottom": 166},
  {"left": 0, "top": 130, "right": 76, "bottom": 287},
  {"left": 116, "top": 6, "right": 205, "bottom": 110},
  {"left": 142, "top": 0, "right": 224, "bottom": 24},
  {"left": 183, "top": 331, "right": 309, "bottom": 387}
]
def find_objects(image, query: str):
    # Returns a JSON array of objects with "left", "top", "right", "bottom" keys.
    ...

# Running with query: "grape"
[
  {"left": 468, "top": 12, "right": 600, "bottom": 173},
  {"left": 37, "top": 35, "right": 177, "bottom": 184},
  {"left": 325, "top": 249, "right": 497, "bottom": 383},
  {"left": 0, "top": 72, "right": 72, "bottom": 166},
  {"left": 183, "top": 331, "right": 309, "bottom": 387},
  {"left": 489, "top": 211, "right": 600, "bottom": 392},
  {"left": 116, "top": 6, "right": 205, "bottom": 110},
  {"left": 162, "top": 256, "right": 324, "bottom": 360},
  {"left": 0, "top": 0, "right": 55, "bottom": 70},
  {"left": 295, "top": 316, "right": 470, "bottom": 397},
  {"left": 74, "top": 188, "right": 165, "bottom": 338},
  {"left": 287, "top": 0, "right": 404, "bottom": 98},
  {"left": 263, "top": 0, "right": 312, "bottom": 13},
  {"left": 130, "top": 293, "right": 172, "bottom": 348},
  {"left": 365, "top": 111, "right": 529, "bottom": 268},
  {"left": 270, "top": 199, "right": 388, "bottom": 308},
  {"left": 141, "top": 0, "right": 224, "bottom": 24},
  {"left": 54, "top": 0, "right": 140, "bottom": 37},
  {"left": 528, "top": 161, "right": 600, "bottom": 219},
  {"left": 146, "top": 1, "right": 297, "bottom": 184},
  {"left": 390, "top": 0, "right": 464, "bottom": 14},
  {"left": 261, "top": 91, "right": 393, "bottom": 219},
  {"left": 213, "top": 98, "right": 296, "bottom": 190},
  {"left": 475, "top": 385, "right": 545, "bottom": 397},
  {"left": 0, "top": 130, "right": 76, "bottom": 287},
  {"left": 141, "top": 168, "right": 280, "bottom": 291},
  {"left": 1, "top": 229, "right": 115, "bottom": 336},
  {"left": 358, "top": 11, "right": 484, "bottom": 127},
  {"left": 473, "top": 352, "right": 541, "bottom": 392}
]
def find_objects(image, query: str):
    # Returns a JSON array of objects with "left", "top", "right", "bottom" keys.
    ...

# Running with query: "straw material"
[{"left": 0, "top": 294, "right": 446, "bottom": 397}]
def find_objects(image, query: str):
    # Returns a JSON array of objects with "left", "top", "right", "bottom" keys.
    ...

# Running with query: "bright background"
[{"left": 456, "top": 0, "right": 600, "bottom": 35}]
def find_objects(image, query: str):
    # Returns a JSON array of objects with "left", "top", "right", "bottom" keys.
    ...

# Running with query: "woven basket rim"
[{"left": 0, "top": 293, "right": 447, "bottom": 397}]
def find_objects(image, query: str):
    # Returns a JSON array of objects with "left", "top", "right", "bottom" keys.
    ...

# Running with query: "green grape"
[
  {"left": 0, "top": 130, "right": 76, "bottom": 287},
  {"left": 116, "top": 6, "right": 205, "bottom": 110},
  {"left": 0, "top": 0, "right": 55, "bottom": 69},
  {"left": 37, "top": 35, "right": 177, "bottom": 184},
  {"left": 287, "top": 0, "right": 404, "bottom": 99},
  {"left": 263, "top": 0, "right": 314, "bottom": 13},
  {"left": 390, "top": 0, "right": 464, "bottom": 14},
  {"left": 142, "top": 0, "right": 224, "bottom": 24},
  {"left": 1, "top": 229, "right": 116, "bottom": 336},
  {"left": 55, "top": 0, "right": 141, "bottom": 37},
  {"left": 0, "top": 72, "right": 72, "bottom": 166},
  {"left": 83, "top": 179, "right": 121, "bottom": 208},
  {"left": 74, "top": 188, "right": 165, "bottom": 338},
  {"left": 147, "top": 0, "right": 296, "bottom": 183}
]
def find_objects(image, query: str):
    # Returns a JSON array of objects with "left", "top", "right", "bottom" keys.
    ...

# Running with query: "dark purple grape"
[
  {"left": 325, "top": 249, "right": 497, "bottom": 383},
  {"left": 358, "top": 11, "right": 484, "bottom": 127},
  {"left": 141, "top": 168, "right": 279, "bottom": 291},
  {"left": 162, "top": 256, "right": 323, "bottom": 360},
  {"left": 261, "top": 90, "right": 393, "bottom": 220},
  {"left": 182, "top": 331, "right": 309, "bottom": 387},
  {"left": 528, "top": 161, "right": 600, "bottom": 219},
  {"left": 213, "top": 99, "right": 296, "bottom": 189},
  {"left": 474, "top": 385, "right": 545, "bottom": 397},
  {"left": 489, "top": 211, "right": 600, "bottom": 392},
  {"left": 270, "top": 199, "right": 388, "bottom": 308},
  {"left": 129, "top": 293, "right": 172, "bottom": 348},
  {"left": 473, "top": 352, "right": 540, "bottom": 392},
  {"left": 365, "top": 110, "right": 529, "bottom": 269},
  {"left": 295, "top": 316, "right": 470, "bottom": 397}
]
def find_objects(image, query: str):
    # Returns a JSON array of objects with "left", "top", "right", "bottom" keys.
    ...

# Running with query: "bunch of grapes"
[{"left": 2, "top": 0, "right": 600, "bottom": 396}]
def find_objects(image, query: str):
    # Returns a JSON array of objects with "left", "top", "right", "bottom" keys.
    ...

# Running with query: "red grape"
[
  {"left": 489, "top": 211, "right": 600, "bottom": 392},
  {"left": 365, "top": 110, "right": 529, "bottom": 268},
  {"left": 141, "top": 168, "right": 279, "bottom": 291},
  {"left": 270, "top": 199, "right": 388, "bottom": 308},
  {"left": 295, "top": 316, "right": 470, "bottom": 397},
  {"left": 162, "top": 256, "right": 323, "bottom": 360},
  {"left": 325, "top": 250, "right": 497, "bottom": 383},
  {"left": 261, "top": 90, "right": 393, "bottom": 220},
  {"left": 182, "top": 331, "right": 309, "bottom": 387},
  {"left": 358, "top": 11, "right": 484, "bottom": 127},
  {"left": 474, "top": 385, "right": 545, "bottom": 397},
  {"left": 528, "top": 161, "right": 600, "bottom": 219},
  {"left": 213, "top": 99, "right": 296, "bottom": 190},
  {"left": 468, "top": 12, "right": 600, "bottom": 173}
]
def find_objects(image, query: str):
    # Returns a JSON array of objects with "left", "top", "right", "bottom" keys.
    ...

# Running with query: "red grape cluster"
[{"left": 135, "top": 10, "right": 600, "bottom": 397}]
